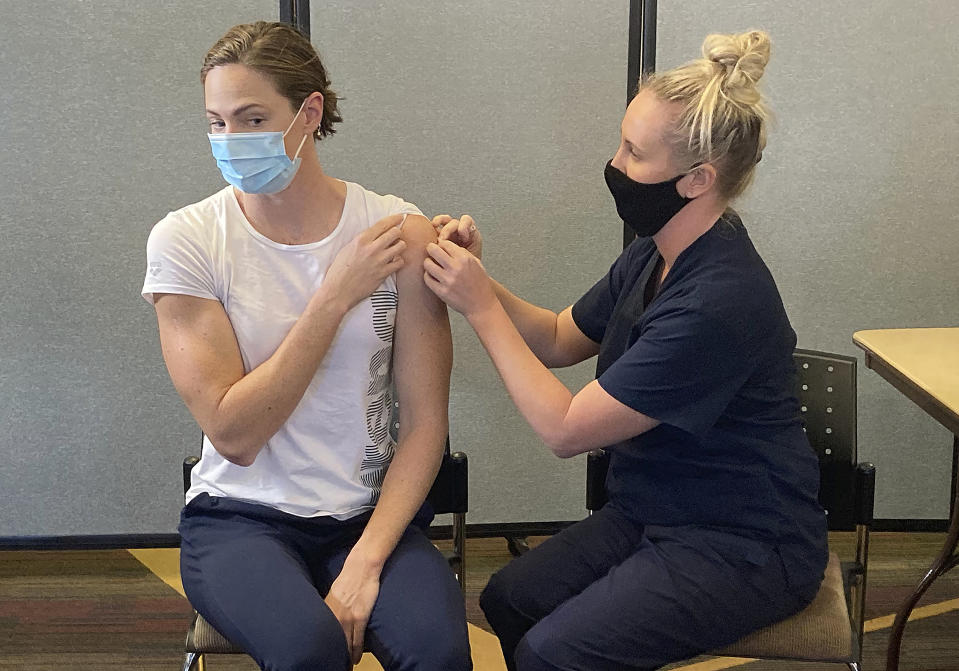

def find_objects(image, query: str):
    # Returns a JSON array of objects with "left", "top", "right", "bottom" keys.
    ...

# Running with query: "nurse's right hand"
[
  {"left": 321, "top": 213, "right": 407, "bottom": 311},
  {"left": 432, "top": 214, "right": 483, "bottom": 260}
]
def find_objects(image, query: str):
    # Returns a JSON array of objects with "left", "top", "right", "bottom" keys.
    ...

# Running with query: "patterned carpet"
[{"left": 0, "top": 532, "right": 957, "bottom": 670}]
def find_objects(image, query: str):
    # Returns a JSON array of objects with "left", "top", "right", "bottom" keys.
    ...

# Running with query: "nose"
[{"left": 610, "top": 144, "right": 627, "bottom": 172}]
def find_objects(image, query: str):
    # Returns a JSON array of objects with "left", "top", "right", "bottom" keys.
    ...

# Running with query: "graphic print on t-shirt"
[{"left": 360, "top": 290, "right": 398, "bottom": 505}]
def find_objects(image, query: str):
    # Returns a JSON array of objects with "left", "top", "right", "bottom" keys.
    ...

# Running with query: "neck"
[
  {"left": 236, "top": 151, "right": 346, "bottom": 244},
  {"left": 652, "top": 193, "right": 727, "bottom": 269}
]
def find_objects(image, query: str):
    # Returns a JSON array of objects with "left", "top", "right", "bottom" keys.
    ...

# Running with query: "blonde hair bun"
[{"left": 702, "top": 31, "right": 770, "bottom": 105}]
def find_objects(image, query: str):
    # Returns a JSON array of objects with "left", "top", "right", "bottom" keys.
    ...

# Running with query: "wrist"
[
  {"left": 465, "top": 299, "right": 504, "bottom": 332},
  {"left": 309, "top": 285, "right": 350, "bottom": 321},
  {"left": 345, "top": 537, "right": 389, "bottom": 575}
]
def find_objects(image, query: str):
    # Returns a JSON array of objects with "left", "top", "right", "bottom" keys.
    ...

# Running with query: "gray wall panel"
[
  {"left": 312, "top": 1, "right": 629, "bottom": 524},
  {"left": 657, "top": 1, "right": 959, "bottom": 518},
  {"left": 3, "top": 0, "right": 955, "bottom": 537},
  {"left": 0, "top": 0, "right": 278, "bottom": 536}
]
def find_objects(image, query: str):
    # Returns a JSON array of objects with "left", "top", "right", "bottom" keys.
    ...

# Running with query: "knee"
[
  {"left": 514, "top": 636, "right": 561, "bottom": 671},
  {"left": 416, "top": 633, "right": 472, "bottom": 671},
  {"left": 257, "top": 629, "right": 350, "bottom": 671},
  {"left": 480, "top": 567, "right": 517, "bottom": 623},
  {"left": 378, "top": 623, "right": 471, "bottom": 671},
  {"left": 479, "top": 569, "right": 505, "bottom": 615}
]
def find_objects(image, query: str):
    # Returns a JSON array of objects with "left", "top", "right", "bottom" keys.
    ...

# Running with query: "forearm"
[
  {"left": 491, "top": 279, "right": 562, "bottom": 366},
  {"left": 468, "top": 302, "right": 576, "bottom": 456},
  {"left": 347, "top": 424, "right": 446, "bottom": 568},
  {"left": 207, "top": 289, "right": 348, "bottom": 465}
]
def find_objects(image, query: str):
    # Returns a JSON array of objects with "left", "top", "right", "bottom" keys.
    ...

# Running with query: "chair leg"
[
  {"left": 505, "top": 535, "right": 530, "bottom": 557},
  {"left": 452, "top": 511, "right": 466, "bottom": 594},
  {"left": 182, "top": 652, "right": 200, "bottom": 671}
]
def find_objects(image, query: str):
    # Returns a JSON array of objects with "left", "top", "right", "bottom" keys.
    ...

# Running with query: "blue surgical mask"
[{"left": 208, "top": 99, "right": 311, "bottom": 194}]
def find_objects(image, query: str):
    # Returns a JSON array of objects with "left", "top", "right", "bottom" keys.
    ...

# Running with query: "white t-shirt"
[{"left": 142, "top": 182, "right": 423, "bottom": 519}]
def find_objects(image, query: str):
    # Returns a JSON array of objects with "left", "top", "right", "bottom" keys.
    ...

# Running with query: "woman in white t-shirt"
[{"left": 142, "top": 21, "right": 470, "bottom": 671}]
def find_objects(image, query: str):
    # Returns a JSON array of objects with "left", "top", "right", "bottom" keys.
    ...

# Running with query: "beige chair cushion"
[
  {"left": 185, "top": 613, "right": 244, "bottom": 654},
  {"left": 713, "top": 551, "right": 853, "bottom": 662}
]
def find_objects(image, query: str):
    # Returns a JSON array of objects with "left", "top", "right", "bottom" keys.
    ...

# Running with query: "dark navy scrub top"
[{"left": 572, "top": 213, "right": 827, "bottom": 577}]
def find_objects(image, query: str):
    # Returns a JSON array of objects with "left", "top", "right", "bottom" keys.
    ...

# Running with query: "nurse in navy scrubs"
[{"left": 423, "top": 30, "right": 828, "bottom": 671}]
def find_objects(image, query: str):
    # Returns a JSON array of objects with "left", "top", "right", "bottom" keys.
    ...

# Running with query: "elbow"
[
  {"left": 206, "top": 432, "right": 258, "bottom": 467},
  {"left": 534, "top": 350, "right": 557, "bottom": 369},
  {"left": 542, "top": 429, "right": 579, "bottom": 459},
  {"left": 222, "top": 452, "right": 256, "bottom": 468}
]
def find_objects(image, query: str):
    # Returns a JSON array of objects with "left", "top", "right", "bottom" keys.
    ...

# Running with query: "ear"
[
  {"left": 303, "top": 91, "right": 325, "bottom": 133},
  {"left": 678, "top": 163, "right": 717, "bottom": 199}
]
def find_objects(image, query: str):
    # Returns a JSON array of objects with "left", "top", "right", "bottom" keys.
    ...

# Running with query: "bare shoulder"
[
  {"left": 394, "top": 214, "right": 447, "bottom": 317},
  {"left": 395, "top": 214, "right": 436, "bottom": 291},
  {"left": 399, "top": 214, "right": 437, "bottom": 255}
]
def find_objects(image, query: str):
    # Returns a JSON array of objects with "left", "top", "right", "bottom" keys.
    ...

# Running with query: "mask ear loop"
[
  {"left": 282, "top": 97, "right": 313, "bottom": 160},
  {"left": 282, "top": 97, "right": 310, "bottom": 136},
  {"left": 290, "top": 132, "right": 310, "bottom": 160}
]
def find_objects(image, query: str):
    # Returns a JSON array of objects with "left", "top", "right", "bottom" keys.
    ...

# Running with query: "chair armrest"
[
  {"left": 586, "top": 449, "right": 610, "bottom": 512},
  {"left": 427, "top": 451, "right": 468, "bottom": 514},
  {"left": 183, "top": 456, "right": 200, "bottom": 496},
  {"left": 854, "top": 462, "right": 876, "bottom": 526}
]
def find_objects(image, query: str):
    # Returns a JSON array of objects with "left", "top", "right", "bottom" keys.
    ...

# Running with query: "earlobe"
[{"left": 306, "top": 92, "right": 325, "bottom": 130}]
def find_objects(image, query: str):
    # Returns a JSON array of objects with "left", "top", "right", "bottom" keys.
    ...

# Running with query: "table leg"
[
  {"left": 886, "top": 435, "right": 959, "bottom": 671},
  {"left": 951, "top": 436, "right": 958, "bottom": 519}
]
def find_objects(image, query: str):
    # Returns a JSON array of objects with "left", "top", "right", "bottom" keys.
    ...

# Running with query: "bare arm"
[
  {"left": 467, "top": 303, "right": 658, "bottom": 458},
  {"left": 153, "top": 214, "right": 408, "bottom": 466},
  {"left": 324, "top": 214, "right": 453, "bottom": 662},
  {"left": 492, "top": 281, "right": 599, "bottom": 368},
  {"left": 433, "top": 214, "right": 598, "bottom": 367},
  {"left": 425, "top": 240, "right": 659, "bottom": 459},
  {"left": 351, "top": 214, "right": 452, "bottom": 564}
]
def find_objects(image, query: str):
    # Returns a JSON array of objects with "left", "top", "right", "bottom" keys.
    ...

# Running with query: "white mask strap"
[
  {"left": 291, "top": 132, "right": 310, "bottom": 160},
  {"left": 282, "top": 97, "right": 311, "bottom": 138}
]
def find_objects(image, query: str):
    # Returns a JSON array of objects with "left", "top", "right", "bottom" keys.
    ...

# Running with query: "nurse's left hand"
[{"left": 423, "top": 240, "right": 497, "bottom": 318}]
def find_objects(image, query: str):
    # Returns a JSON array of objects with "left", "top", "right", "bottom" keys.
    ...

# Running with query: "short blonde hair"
[
  {"left": 641, "top": 30, "right": 771, "bottom": 200},
  {"left": 201, "top": 21, "right": 343, "bottom": 140}
]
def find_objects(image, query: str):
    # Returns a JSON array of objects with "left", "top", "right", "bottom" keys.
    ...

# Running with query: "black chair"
[
  {"left": 181, "top": 440, "right": 468, "bottom": 671},
  {"left": 586, "top": 348, "right": 875, "bottom": 670}
]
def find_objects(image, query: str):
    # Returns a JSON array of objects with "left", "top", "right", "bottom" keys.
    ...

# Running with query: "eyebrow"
[{"left": 205, "top": 103, "right": 267, "bottom": 117}]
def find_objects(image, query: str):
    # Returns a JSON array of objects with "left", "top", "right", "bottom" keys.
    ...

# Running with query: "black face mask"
[{"left": 604, "top": 160, "right": 693, "bottom": 238}]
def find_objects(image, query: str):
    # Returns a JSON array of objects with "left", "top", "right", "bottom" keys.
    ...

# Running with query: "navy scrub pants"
[
  {"left": 480, "top": 503, "right": 822, "bottom": 671},
  {"left": 179, "top": 493, "right": 472, "bottom": 671}
]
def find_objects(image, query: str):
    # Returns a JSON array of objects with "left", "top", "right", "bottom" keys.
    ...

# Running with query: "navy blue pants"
[
  {"left": 480, "top": 504, "right": 822, "bottom": 671},
  {"left": 179, "top": 494, "right": 471, "bottom": 671}
]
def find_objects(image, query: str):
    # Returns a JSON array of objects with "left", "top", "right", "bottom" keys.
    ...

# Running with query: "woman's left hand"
[
  {"left": 325, "top": 560, "right": 382, "bottom": 664},
  {"left": 423, "top": 240, "right": 497, "bottom": 318}
]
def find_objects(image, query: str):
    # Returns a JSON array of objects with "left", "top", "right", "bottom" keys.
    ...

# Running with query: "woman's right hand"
[
  {"left": 321, "top": 213, "right": 407, "bottom": 311},
  {"left": 432, "top": 214, "right": 482, "bottom": 260}
]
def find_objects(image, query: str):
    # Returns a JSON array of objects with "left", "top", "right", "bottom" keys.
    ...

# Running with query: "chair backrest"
[
  {"left": 587, "top": 349, "right": 862, "bottom": 529},
  {"left": 793, "top": 349, "right": 858, "bottom": 531}
]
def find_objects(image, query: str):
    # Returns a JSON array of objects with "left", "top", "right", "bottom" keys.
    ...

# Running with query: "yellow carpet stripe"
[
  {"left": 128, "top": 548, "right": 507, "bottom": 671},
  {"left": 129, "top": 548, "right": 958, "bottom": 671}
]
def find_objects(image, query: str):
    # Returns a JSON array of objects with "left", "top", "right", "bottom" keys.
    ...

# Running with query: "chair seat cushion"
[
  {"left": 185, "top": 613, "right": 244, "bottom": 654},
  {"left": 713, "top": 551, "right": 853, "bottom": 662}
]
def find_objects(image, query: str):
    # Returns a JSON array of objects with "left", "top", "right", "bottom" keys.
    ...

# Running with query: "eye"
[
  {"left": 208, "top": 119, "right": 225, "bottom": 131},
  {"left": 621, "top": 140, "right": 642, "bottom": 161},
  {"left": 249, "top": 118, "right": 265, "bottom": 127}
]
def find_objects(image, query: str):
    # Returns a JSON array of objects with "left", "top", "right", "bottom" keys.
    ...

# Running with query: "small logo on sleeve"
[{"left": 149, "top": 261, "right": 162, "bottom": 277}]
